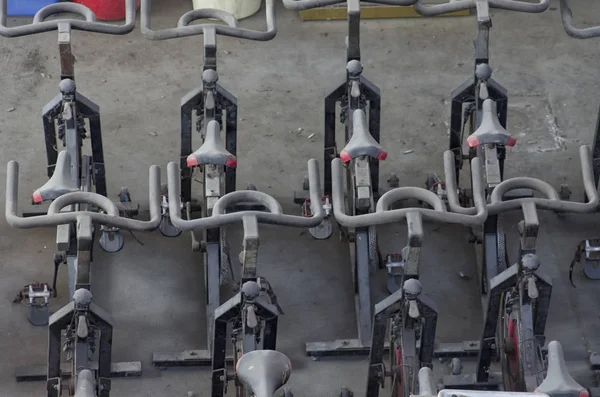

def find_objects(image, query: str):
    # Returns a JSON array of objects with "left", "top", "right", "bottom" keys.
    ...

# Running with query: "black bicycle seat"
[
  {"left": 340, "top": 109, "right": 387, "bottom": 162},
  {"left": 467, "top": 99, "right": 516, "bottom": 148},
  {"left": 236, "top": 350, "right": 292, "bottom": 397},
  {"left": 33, "top": 150, "right": 79, "bottom": 204},
  {"left": 186, "top": 120, "right": 237, "bottom": 168},
  {"left": 535, "top": 341, "right": 588, "bottom": 397},
  {"left": 74, "top": 369, "right": 96, "bottom": 397}
]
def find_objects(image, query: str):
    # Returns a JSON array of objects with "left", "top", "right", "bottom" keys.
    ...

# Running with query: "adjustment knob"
[
  {"left": 202, "top": 69, "right": 219, "bottom": 85},
  {"left": 73, "top": 288, "right": 93, "bottom": 307},
  {"left": 241, "top": 281, "right": 261, "bottom": 300},
  {"left": 59, "top": 79, "right": 76, "bottom": 95},
  {"left": 346, "top": 60, "right": 363, "bottom": 78},
  {"left": 475, "top": 64, "right": 492, "bottom": 81},
  {"left": 522, "top": 253, "right": 541, "bottom": 271},
  {"left": 403, "top": 278, "right": 423, "bottom": 298}
]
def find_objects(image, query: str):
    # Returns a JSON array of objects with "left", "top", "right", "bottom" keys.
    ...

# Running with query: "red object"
[
  {"left": 32, "top": 191, "right": 43, "bottom": 204},
  {"left": 73, "top": 0, "right": 140, "bottom": 22}
]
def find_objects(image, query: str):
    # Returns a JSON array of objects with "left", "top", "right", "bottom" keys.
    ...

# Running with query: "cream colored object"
[{"left": 192, "top": 0, "right": 261, "bottom": 20}]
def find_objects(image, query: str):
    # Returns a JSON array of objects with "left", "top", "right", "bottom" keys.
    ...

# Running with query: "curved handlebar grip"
[
  {"left": 281, "top": 0, "right": 419, "bottom": 11},
  {"left": 0, "top": 0, "right": 136, "bottom": 38},
  {"left": 178, "top": 9, "right": 239, "bottom": 28},
  {"left": 141, "top": 0, "right": 276, "bottom": 41},
  {"left": 486, "top": 145, "right": 599, "bottom": 214},
  {"left": 166, "top": 159, "right": 325, "bottom": 231},
  {"left": 413, "top": 0, "right": 549, "bottom": 16},
  {"left": 560, "top": 0, "right": 600, "bottom": 39},
  {"left": 48, "top": 192, "right": 120, "bottom": 217},
  {"left": 33, "top": 3, "right": 95, "bottom": 23},
  {"left": 331, "top": 156, "right": 487, "bottom": 228},
  {"left": 489, "top": 0, "right": 549, "bottom": 13},
  {"left": 5, "top": 161, "right": 162, "bottom": 231}
]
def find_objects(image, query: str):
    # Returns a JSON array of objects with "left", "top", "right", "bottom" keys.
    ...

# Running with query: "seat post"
[{"left": 58, "top": 22, "right": 75, "bottom": 82}]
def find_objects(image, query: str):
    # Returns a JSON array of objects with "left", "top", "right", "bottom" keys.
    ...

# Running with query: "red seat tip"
[
  {"left": 467, "top": 135, "right": 479, "bottom": 148},
  {"left": 186, "top": 155, "right": 199, "bottom": 168},
  {"left": 340, "top": 151, "right": 352, "bottom": 163},
  {"left": 225, "top": 157, "right": 238, "bottom": 168},
  {"left": 32, "top": 191, "right": 43, "bottom": 204},
  {"left": 579, "top": 391, "right": 590, "bottom": 397},
  {"left": 506, "top": 136, "right": 517, "bottom": 147},
  {"left": 377, "top": 150, "right": 388, "bottom": 161}
]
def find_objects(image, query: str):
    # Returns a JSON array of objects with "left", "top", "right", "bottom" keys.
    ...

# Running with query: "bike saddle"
[
  {"left": 186, "top": 120, "right": 237, "bottom": 168},
  {"left": 236, "top": 350, "right": 292, "bottom": 397},
  {"left": 33, "top": 151, "right": 79, "bottom": 204},
  {"left": 535, "top": 341, "right": 589, "bottom": 397},
  {"left": 466, "top": 99, "right": 516, "bottom": 148},
  {"left": 74, "top": 369, "right": 96, "bottom": 397},
  {"left": 340, "top": 109, "right": 388, "bottom": 163}
]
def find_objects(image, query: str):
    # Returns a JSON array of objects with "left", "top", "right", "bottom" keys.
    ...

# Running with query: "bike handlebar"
[
  {"left": 446, "top": 145, "right": 599, "bottom": 216},
  {"left": 0, "top": 0, "right": 136, "bottom": 38},
  {"left": 167, "top": 159, "right": 325, "bottom": 230},
  {"left": 281, "top": 0, "right": 419, "bottom": 11},
  {"left": 140, "top": 0, "right": 276, "bottom": 41},
  {"left": 560, "top": 0, "right": 600, "bottom": 39},
  {"left": 5, "top": 161, "right": 162, "bottom": 231},
  {"left": 331, "top": 153, "right": 488, "bottom": 228},
  {"left": 413, "top": 0, "right": 549, "bottom": 17}
]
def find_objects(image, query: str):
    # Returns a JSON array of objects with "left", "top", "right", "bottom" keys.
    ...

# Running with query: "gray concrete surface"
[{"left": 1, "top": 0, "right": 600, "bottom": 395}]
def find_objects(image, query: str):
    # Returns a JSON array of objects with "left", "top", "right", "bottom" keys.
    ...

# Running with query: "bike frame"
[{"left": 302, "top": 0, "right": 383, "bottom": 359}]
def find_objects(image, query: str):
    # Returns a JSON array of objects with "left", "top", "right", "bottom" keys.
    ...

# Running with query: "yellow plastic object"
[{"left": 192, "top": 0, "right": 261, "bottom": 20}]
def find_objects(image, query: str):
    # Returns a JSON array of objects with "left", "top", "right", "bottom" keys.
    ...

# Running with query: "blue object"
[{"left": 8, "top": 0, "right": 59, "bottom": 17}]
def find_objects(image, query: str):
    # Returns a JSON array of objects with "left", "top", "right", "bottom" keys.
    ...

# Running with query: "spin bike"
[
  {"left": 166, "top": 159, "right": 325, "bottom": 397},
  {"left": 330, "top": 152, "right": 488, "bottom": 397},
  {"left": 5, "top": 154, "right": 162, "bottom": 397},
  {"left": 140, "top": 0, "right": 278, "bottom": 367},
  {"left": 283, "top": 0, "right": 420, "bottom": 358},
  {"left": 413, "top": 340, "right": 588, "bottom": 397},
  {"left": 0, "top": 0, "right": 138, "bottom": 326},
  {"left": 559, "top": 0, "right": 600, "bottom": 285}
]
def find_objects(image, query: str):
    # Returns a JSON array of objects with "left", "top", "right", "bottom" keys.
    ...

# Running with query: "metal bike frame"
[
  {"left": 436, "top": 5, "right": 509, "bottom": 361},
  {"left": 180, "top": 26, "right": 238, "bottom": 360},
  {"left": 211, "top": 215, "right": 279, "bottom": 397},
  {"left": 305, "top": 0, "right": 383, "bottom": 359},
  {"left": 366, "top": 214, "right": 438, "bottom": 397}
]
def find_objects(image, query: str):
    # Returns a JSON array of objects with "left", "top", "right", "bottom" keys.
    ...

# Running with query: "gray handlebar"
[
  {"left": 167, "top": 159, "right": 325, "bottom": 230},
  {"left": 560, "top": 0, "right": 600, "bottom": 39},
  {"left": 0, "top": 0, "right": 136, "bottom": 38},
  {"left": 488, "top": 145, "right": 599, "bottom": 214},
  {"left": 445, "top": 145, "right": 598, "bottom": 216},
  {"left": 141, "top": 0, "right": 276, "bottom": 41},
  {"left": 331, "top": 154, "right": 488, "bottom": 228},
  {"left": 5, "top": 161, "right": 162, "bottom": 231},
  {"left": 282, "top": 0, "right": 419, "bottom": 11},
  {"left": 413, "top": 0, "right": 549, "bottom": 17}
]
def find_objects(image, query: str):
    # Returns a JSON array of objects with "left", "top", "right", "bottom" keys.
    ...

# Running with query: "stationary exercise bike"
[
  {"left": 559, "top": 0, "right": 600, "bottom": 284},
  {"left": 0, "top": 0, "right": 139, "bottom": 327},
  {"left": 140, "top": 0, "right": 278, "bottom": 367},
  {"left": 167, "top": 159, "right": 325, "bottom": 397},
  {"left": 5, "top": 154, "right": 162, "bottom": 397},
  {"left": 414, "top": 341, "right": 588, "bottom": 397},
  {"left": 283, "top": 0, "right": 420, "bottom": 358},
  {"left": 331, "top": 152, "right": 487, "bottom": 397},
  {"left": 415, "top": 0, "right": 598, "bottom": 391}
]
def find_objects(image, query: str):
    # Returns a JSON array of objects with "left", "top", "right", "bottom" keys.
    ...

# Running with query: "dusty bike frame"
[
  {"left": 284, "top": 0, "right": 419, "bottom": 359},
  {"left": 167, "top": 159, "right": 324, "bottom": 397},
  {"left": 6, "top": 154, "right": 162, "bottom": 397},
  {"left": 331, "top": 152, "right": 487, "bottom": 397},
  {"left": 140, "top": 0, "right": 277, "bottom": 368}
]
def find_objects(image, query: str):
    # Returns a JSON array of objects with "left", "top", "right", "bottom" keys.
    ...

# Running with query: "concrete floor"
[{"left": 2, "top": 0, "right": 600, "bottom": 395}]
